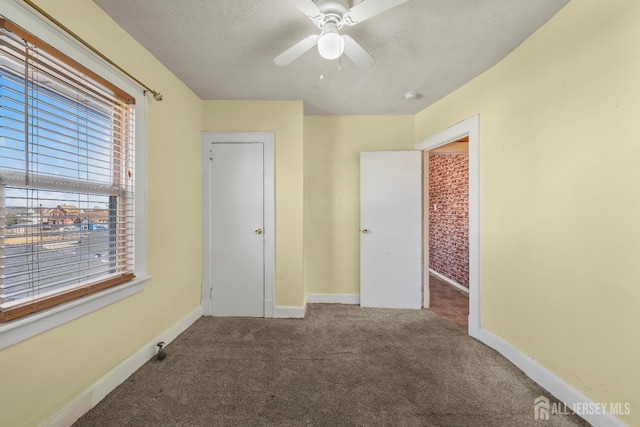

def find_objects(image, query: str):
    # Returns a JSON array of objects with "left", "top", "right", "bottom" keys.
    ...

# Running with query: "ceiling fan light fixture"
[{"left": 317, "top": 23, "right": 344, "bottom": 60}]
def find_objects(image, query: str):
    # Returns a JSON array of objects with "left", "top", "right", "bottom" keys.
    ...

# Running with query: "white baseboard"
[
  {"left": 274, "top": 305, "right": 306, "bottom": 318},
  {"left": 306, "top": 293, "right": 360, "bottom": 305},
  {"left": 429, "top": 269, "right": 469, "bottom": 294},
  {"left": 41, "top": 306, "right": 203, "bottom": 427},
  {"left": 473, "top": 328, "right": 628, "bottom": 427}
]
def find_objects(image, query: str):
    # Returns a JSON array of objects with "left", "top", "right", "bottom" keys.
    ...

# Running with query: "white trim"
[
  {"left": 428, "top": 269, "right": 469, "bottom": 294},
  {"left": 306, "top": 294, "right": 360, "bottom": 305},
  {"left": 0, "top": 276, "right": 151, "bottom": 351},
  {"left": 134, "top": 94, "right": 148, "bottom": 282},
  {"left": 41, "top": 306, "right": 202, "bottom": 427},
  {"left": 473, "top": 329, "right": 628, "bottom": 427},
  {"left": 200, "top": 132, "right": 275, "bottom": 318},
  {"left": 274, "top": 305, "right": 306, "bottom": 319},
  {"left": 264, "top": 299, "right": 274, "bottom": 318},
  {"left": 415, "top": 115, "right": 480, "bottom": 336}
]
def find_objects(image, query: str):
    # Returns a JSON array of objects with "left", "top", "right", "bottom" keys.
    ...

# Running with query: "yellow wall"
[
  {"left": 0, "top": 1, "right": 204, "bottom": 426},
  {"left": 415, "top": 1, "right": 640, "bottom": 424},
  {"left": 3, "top": 0, "right": 638, "bottom": 425},
  {"left": 202, "top": 101, "right": 305, "bottom": 307},
  {"left": 304, "top": 116, "right": 415, "bottom": 296}
]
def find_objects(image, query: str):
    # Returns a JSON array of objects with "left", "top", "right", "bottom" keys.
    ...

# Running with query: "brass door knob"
[
  {"left": 255, "top": 228, "right": 263, "bottom": 235},
  {"left": 362, "top": 228, "right": 369, "bottom": 234}
]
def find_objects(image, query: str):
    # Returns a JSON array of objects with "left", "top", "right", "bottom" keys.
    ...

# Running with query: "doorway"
[
  {"left": 415, "top": 116, "right": 480, "bottom": 336},
  {"left": 426, "top": 138, "right": 470, "bottom": 331},
  {"left": 201, "top": 132, "right": 275, "bottom": 318}
]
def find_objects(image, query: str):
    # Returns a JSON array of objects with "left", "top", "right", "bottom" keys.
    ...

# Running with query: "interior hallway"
[{"left": 429, "top": 273, "right": 469, "bottom": 331}]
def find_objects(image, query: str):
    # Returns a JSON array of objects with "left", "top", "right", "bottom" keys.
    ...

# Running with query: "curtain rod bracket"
[{"left": 145, "top": 90, "right": 163, "bottom": 102}]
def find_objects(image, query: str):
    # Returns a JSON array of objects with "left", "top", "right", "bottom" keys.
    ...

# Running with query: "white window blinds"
[{"left": 0, "top": 18, "right": 136, "bottom": 322}]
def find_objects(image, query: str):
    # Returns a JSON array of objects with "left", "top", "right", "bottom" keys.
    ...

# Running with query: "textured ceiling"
[{"left": 93, "top": 0, "right": 569, "bottom": 115}]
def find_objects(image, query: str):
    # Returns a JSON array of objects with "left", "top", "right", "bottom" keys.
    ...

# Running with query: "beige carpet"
[{"left": 74, "top": 304, "right": 590, "bottom": 426}]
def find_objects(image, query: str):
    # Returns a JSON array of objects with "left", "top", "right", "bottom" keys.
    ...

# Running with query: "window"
[{"left": 0, "top": 18, "right": 136, "bottom": 322}]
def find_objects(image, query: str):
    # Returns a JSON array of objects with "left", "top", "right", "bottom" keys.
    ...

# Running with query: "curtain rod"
[{"left": 22, "top": 0, "right": 163, "bottom": 101}]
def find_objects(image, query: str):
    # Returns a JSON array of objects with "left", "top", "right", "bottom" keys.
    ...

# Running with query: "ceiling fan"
[{"left": 274, "top": 0, "right": 410, "bottom": 69}]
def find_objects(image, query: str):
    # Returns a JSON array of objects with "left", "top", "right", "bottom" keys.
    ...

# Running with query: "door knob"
[
  {"left": 255, "top": 228, "right": 263, "bottom": 235},
  {"left": 362, "top": 228, "right": 369, "bottom": 234}
]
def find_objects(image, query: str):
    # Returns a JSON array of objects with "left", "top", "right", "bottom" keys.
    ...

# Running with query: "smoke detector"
[{"left": 403, "top": 91, "right": 419, "bottom": 100}]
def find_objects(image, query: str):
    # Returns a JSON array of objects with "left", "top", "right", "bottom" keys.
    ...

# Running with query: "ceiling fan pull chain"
[{"left": 320, "top": 56, "right": 324, "bottom": 79}]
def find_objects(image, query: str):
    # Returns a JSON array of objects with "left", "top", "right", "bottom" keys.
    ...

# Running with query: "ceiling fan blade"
[
  {"left": 342, "top": 35, "right": 374, "bottom": 69},
  {"left": 345, "top": 0, "right": 410, "bottom": 25},
  {"left": 274, "top": 35, "right": 319, "bottom": 66},
  {"left": 290, "top": 0, "right": 322, "bottom": 18}
]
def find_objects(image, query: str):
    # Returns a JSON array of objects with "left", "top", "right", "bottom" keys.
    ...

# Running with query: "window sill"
[{"left": 0, "top": 275, "right": 152, "bottom": 351}]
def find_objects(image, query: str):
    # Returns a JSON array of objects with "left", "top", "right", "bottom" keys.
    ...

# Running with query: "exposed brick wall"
[{"left": 429, "top": 154, "right": 469, "bottom": 288}]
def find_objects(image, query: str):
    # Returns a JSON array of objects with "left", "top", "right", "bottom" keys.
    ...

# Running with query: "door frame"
[
  {"left": 201, "top": 132, "right": 275, "bottom": 318},
  {"left": 415, "top": 115, "right": 480, "bottom": 336}
]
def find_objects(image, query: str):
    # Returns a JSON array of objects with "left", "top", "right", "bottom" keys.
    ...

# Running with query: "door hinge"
[
  {"left": 209, "top": 288, "right": 213, "bottom": 299},
  {"left": 209, "top": 148, "right": 213, "bottom": 160}
]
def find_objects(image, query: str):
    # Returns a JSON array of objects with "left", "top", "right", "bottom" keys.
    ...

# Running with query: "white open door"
[{"left": 360, "top": 151, "right": 422, "bottom": 309}]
